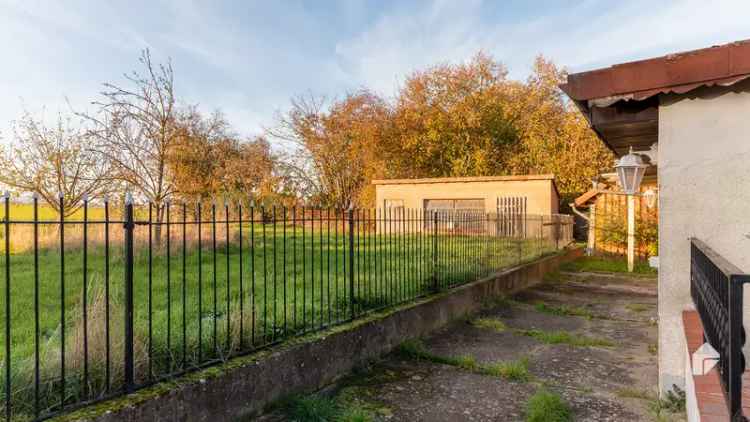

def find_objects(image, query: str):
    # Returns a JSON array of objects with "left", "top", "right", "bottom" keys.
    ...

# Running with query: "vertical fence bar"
[
  {"left": 33, "top": 194, "right": 40, "bottom": 418},
  {"left": 310, "top": 209, "right": 315, "bottom": 330},
  {"left": 147, "top": 204, "right": 153, "bottom": 378},
  {"left": 376, "top": 209, "right": 381, "bottom": 306},
  {"left": 432, "top": 211, "right": 438, "bottom": 292},
  {"left": 388, "top": 207, "right": 398, "bottom": 304},
  {"left": 336, "top": 208, "right": 348, "bottom": 320},
  {"left": 292, "top": 207, "right": 297, "bottom": 331},
  {"left": 319, "top": 209, "right": 324, "bottom": 327},
  {"left": 104, "top": 198, "right": 111, "bottom": 392},
  {"left": 399, "top": 209, "right": 404, "bottom": 301},
  {"left": 225, "top": 201, "right": 231, "bottom": 352},
  {"left": 348, "top": 208, "right": 355, "bottom": 320},
  {"left": 58, "top": 193, "right": 66, "bottom": 406},
  {"left": 283, "top": 207, "right": 288, "bottom": 336},
  {"left": 211, "top": 202, "right": 217, "bottom": 354},
  {"left": 250, "top": 204, "right": 255, "bottom": 346},
  {"left": 197, "top": 202, "right": 203, "bottom": 362},
  {"left": 166, "top": 201, "right": 172, "bottom": 364},
  {"left": 123, "top": 195, "right": 135, "bottom": 393},
  {"left": 272, "top": 206, "right": 278, "bottom": 340},
  {"left": 326, "top": 208, "right": 331, "bottom": 324},
  {"left": 357, "top": 209, "right": 363, "bottom": 309},
  {"left": 261, "top": 206, "right": 267, "bottom": 342},
  {"left": 182, "top": 202, "right": 187, "bottom": 366},
  {"left": 334, "top": 209, "right": 339, "bottom": 320},
  {"left": 410, "top": 209, "right": 415, "bottom": 298},
  {"left": 4, "top": 193, "right": 10, "bottom": 421},
  {"left": 301, "top": 206, "right": 306, "bottom": 332},
  {"left": 82, "top": 195, "right": 89, "bottom": 398},
  {"left": 238, "top": 202, "right": 244, "bottom": 351}
]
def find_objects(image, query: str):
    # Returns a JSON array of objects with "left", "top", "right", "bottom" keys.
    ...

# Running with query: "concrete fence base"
[{"left": 57, "top": 247, "right": 583, "bottom": 422}]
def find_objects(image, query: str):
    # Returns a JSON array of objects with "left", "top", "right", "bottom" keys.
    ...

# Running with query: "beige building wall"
[
  {"left": 373, "top": 175, "right": 559, "bottom": 215},
  {"left": 658, "top": 84, "right": 750, "bottom": 393}
]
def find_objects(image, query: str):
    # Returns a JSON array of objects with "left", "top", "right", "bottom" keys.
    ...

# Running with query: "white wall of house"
[{"left": 658, "top": 82, "right": 750, "bottom": 393}]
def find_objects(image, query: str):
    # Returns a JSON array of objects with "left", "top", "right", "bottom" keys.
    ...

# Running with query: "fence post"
[
  {"left": 627, "top": 195, "right": 636, "bottom": 272},
  {"left": 348, "top": 208, "right": 355, "bottom": 320},
  {"left": 432, "top": 211, "right": 438, "bottom": 292},
  {"left": 123, "top": 194, "right": 135, "bottom": 393},
  {"left": 587, "top": 203, "right": 596, "bottom": 255}
]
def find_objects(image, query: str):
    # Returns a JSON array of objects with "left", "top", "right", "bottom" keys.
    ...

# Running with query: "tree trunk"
[{"left": 153, "top": 202, "right": 164, "bottom": 248}]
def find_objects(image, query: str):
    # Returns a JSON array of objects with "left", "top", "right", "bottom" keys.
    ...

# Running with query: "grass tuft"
[
  {"left": 286, "top": 395, "right": 339, "bottom": 421},
  {"left": 396, "top": 339, "right": 430, "bottom": 360},
  {"left": 481, "top": 357, "right": 530, "bottom": 381},
  {"left": 284, "top": 394, "right": 376, "bottom": 422},
  {"left": 471, "top": 317, "right": 507, "bottom": 332},
  {"left": 447, "top": 354, "right": 478, "bottom": 371},
  {"left": 559, "top": 256, "right": 656, "bottom": 275},
  {"left": 648, "top": 385, "right": 686, "bottom": 420},
  {"left": 516, "top": 329, "right": 614, "bottom": 348},
  {"left": 625, "top": 303, "right": 650, "bottom": 313},
  {"left": 335, "top": 403, "right": 375, "bottom": 422},
  {"left": 616, "top": 387, "right": 654, "bottom": 401},
  {"left": 525, "top": 389, "right": 572, "bottom": 422},
  {"left": 396, "top": 340, "right": 530, "bottom": 382},
  {"left": 534, "top": 302, "right": 594, "bottom": 319}
]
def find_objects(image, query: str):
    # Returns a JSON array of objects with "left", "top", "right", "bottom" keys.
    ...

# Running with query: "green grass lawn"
[
  {"left": 0, "top": 224, "right": 557, "bottom": 419},
  {"left": 558, "top": 255, "right": 657, "bottom": 276}
]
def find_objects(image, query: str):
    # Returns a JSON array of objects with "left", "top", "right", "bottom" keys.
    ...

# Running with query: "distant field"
[{"left": 0, "top": 202, "right": 110, "bottom": 221}]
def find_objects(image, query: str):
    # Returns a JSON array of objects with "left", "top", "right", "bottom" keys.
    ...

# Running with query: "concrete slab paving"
[{"left": 258, "top": 272, "right": 677, "bottom": 421}]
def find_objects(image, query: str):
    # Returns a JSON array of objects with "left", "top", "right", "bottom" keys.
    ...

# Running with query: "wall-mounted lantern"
[{"left": 615, "top": 147, "right": 650, "bottom": 195}]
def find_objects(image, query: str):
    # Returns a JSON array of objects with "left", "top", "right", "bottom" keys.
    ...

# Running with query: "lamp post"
[{"left": 615, "top": 146, "right": 654, "bottom": 272}]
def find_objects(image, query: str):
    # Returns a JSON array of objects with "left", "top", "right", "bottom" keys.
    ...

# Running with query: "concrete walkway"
[{"left": 261, "top": 272, "right": 669, "bottom": 421}]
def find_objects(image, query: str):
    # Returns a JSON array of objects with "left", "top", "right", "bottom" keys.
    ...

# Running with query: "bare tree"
[
  {"left": 0, "top": 111, "right": 110, "bottom": 216},
  {"left": 81, "top": 49, "right": 178, "bottom": 242}
]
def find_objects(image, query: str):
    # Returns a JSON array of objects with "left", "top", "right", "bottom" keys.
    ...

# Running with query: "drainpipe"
[{"left": 569, "top": 202, "right": 595, "bottom": 256}]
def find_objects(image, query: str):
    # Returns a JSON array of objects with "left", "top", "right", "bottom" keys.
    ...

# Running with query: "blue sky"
[{"left": 2, "top": 0, "right": 750, "bottom": 140}]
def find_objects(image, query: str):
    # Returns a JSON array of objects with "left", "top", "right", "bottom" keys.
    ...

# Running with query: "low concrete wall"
[{"left": 58, "top": 247, "right": 582, "bottom": 422}]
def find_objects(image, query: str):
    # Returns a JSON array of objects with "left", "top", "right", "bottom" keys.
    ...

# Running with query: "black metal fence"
[
  {"left": 0, "top": 194, "right": 569, "bottom": 421},
  {"left": 690, "top": 238, "right": 750, "bottom": 421}
]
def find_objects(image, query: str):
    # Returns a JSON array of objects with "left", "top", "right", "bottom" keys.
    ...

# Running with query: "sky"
[{"left": 2, "top": 0, "right": 750, "bottom": 141}]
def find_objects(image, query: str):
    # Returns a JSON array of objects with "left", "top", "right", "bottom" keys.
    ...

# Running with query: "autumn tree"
[
  {"left": 169, "top": 108, "right": 278, "bottom": 204},
  {"left": 0, "top": 111, "right": 110, "bottom": 216},
  {"left": 385, "top": 52, "right": 519, "bottom": 179},
  {"left": 503, "top": 56, "right": 614, "bottom": 200},
  {"left": 274, "top": 53, "right": 612, "bottom": 209},
  {"left": 270, "top": 91, "right": 391, "bottom": 208},
  {"left": 82, "top": 49, "right": 178, "bottom": 241}
]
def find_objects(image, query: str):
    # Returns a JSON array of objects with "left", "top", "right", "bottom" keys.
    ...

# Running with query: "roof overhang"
[{"left": 561, "top": 39, "right": 750, "bottom": 157}]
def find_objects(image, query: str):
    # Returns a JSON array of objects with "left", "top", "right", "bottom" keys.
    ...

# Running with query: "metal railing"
[
  {"left": 0, "top": 194, "right": 570, "bottom": 421},
  {"left": 690, "top": 238, "right": 750, "bottom": 421}
]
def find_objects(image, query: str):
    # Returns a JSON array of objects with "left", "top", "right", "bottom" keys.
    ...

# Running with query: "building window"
[
  {"left": 423, "top": 199, "right": 484, "bottom": 211},
  {"left": 423, "top": 199, "right": 485, "bottom": 230}
]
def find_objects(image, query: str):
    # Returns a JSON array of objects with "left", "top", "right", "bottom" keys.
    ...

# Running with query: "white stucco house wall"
[{"left": 562, "top": 39, "right": 750, "bottom": 419}]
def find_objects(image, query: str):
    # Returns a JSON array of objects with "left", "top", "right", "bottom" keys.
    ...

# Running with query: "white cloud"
[
  {"left": 335, "top": 0, "right": 750, "bottom": 93},
  {"left": 1, "top": 0, "right": 750, "bottom": 143}
]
